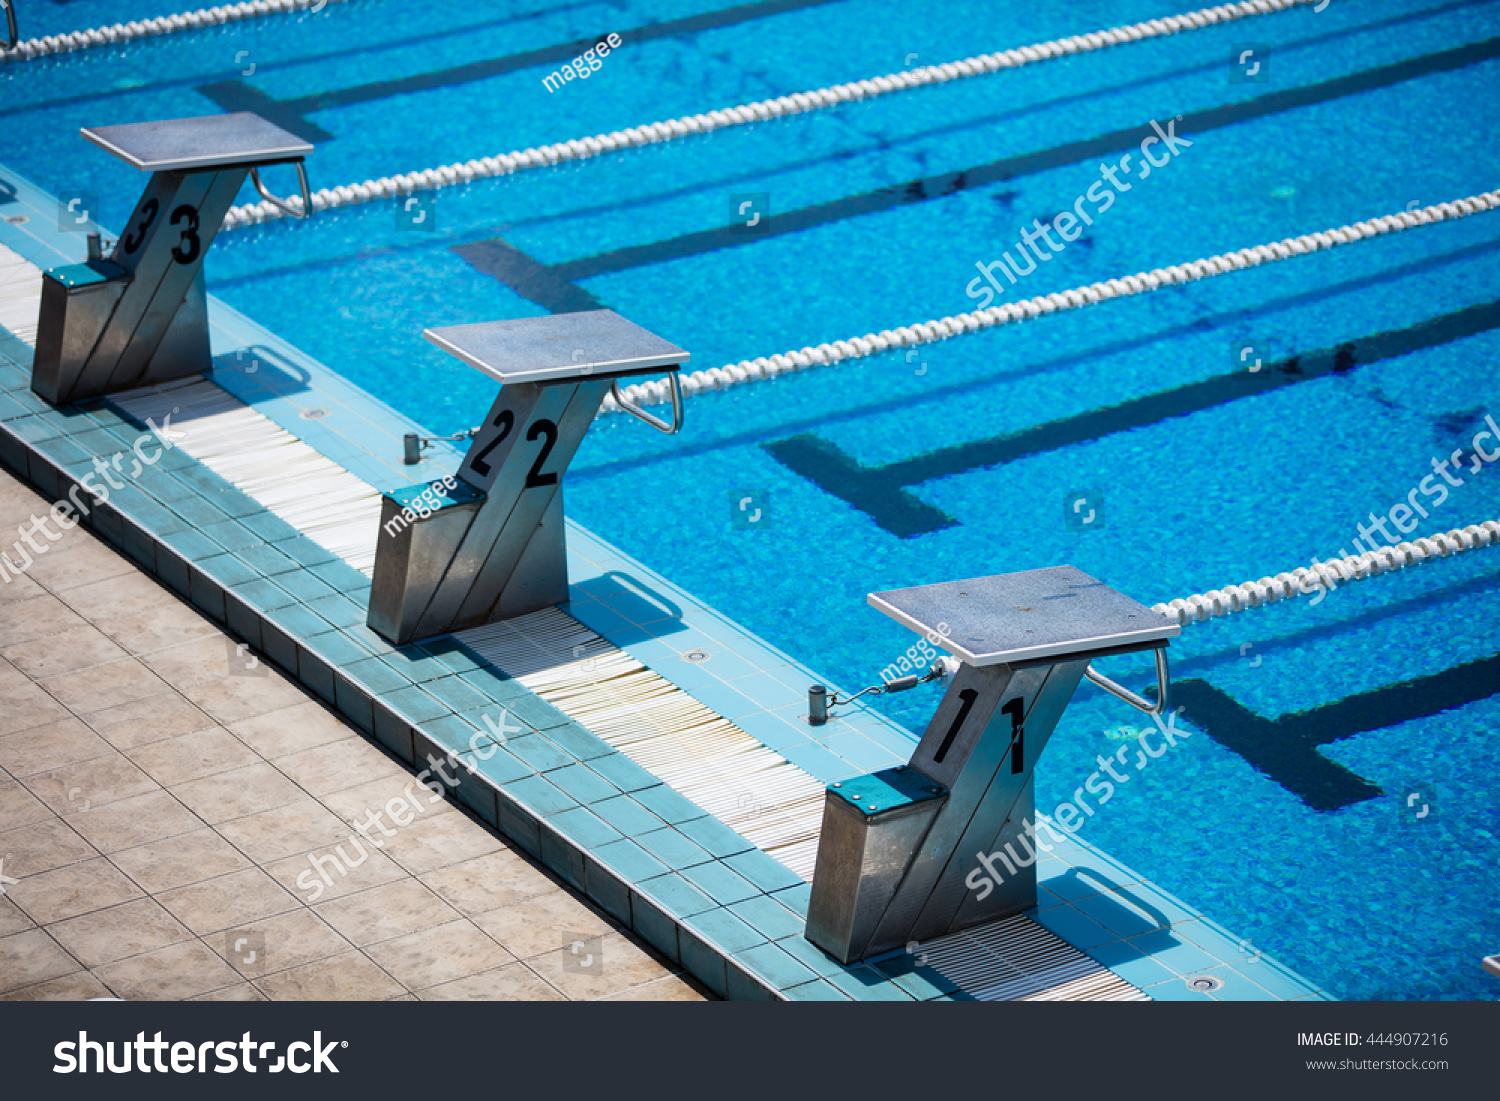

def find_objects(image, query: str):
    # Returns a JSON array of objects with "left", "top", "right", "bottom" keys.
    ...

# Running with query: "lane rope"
[
  {"left": 0, "top": 0, "right": 348, "bottom": 63},
  {"left": 598, "top": 191, "right": 1500, "bottom": 416},
  {"left": 1150, "top": 520, "right": 1500, "bottom": 625},
  {"left": 218, "top": 0, "right": 1321, "bottom": 230}
]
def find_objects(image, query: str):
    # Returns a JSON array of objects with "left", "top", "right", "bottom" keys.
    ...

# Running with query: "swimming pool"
[{"left": 5, "top": 0, "right": 1498, "bottom": 1001}]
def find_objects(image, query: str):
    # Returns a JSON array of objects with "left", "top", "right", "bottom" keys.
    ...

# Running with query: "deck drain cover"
[
  {"left": 300, "top": 407, "right": 331, "bottom": 419},
  {"left": 683, "top": 649, "right": 711, "bottom": 663},
  {"left": 1186, "top": 974, "right": 1223, "bottom": 993},
  {"left": 4, "top": 215, "right": 29, "bottom": 225}
]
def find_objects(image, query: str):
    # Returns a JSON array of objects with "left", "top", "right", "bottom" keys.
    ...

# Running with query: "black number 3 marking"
[
  {"left": 525, "top": 419, "right": 558, "bottom": 487},
  {"left": 169, "top": 204, "right": 201, "bottom": 264},
  {"left": 467, "top": 410, "right": 515, "bottom": 479},
  {"left": 122, "top": 198, "right": 158, "bottom": 254}
]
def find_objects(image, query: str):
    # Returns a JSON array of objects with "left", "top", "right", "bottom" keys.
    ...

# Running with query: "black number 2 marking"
[
  {"left": 122, "top": 198, "right": 158, "bottom": 254},
  {"left": 524, "top": 419, "right": 559, "bottom": 487},
  {"left": 169, "top": 204, "right": 201, "bottom": 264},
  {"left": 467, "top": 410, "right": 515, "bottom": 479},
  {"left": 1003, "top": 697, "right": 1025, "bottom": 774},
  {"left": 934, "top": 688, "right": 977, "bottom": 764}
]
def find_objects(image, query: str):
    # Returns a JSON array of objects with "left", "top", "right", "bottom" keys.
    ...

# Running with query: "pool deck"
[{"left": 0, "top": 164, "right": 1332, "bottom": 1002}]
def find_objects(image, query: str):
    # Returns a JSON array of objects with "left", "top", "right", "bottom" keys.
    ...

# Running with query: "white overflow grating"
[
  {"left": 917, "top": 915, "right": 1148, "bottom": 1001},
  {"left": 0, "top": 244, "right": 43, "bottom": 347}
]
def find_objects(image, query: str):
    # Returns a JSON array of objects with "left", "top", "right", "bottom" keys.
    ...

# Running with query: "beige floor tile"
[
  {"left": 65, "top": 789, "right": 204, "bottom": 854},
  {"left": 41, "top": 658, "right": 168, "bottom": 715},
  {"left": 217, "top": 798, "right": 355, "bottom": 864},
  {"left": 474, "top": 889, "right": 612, "bottom": 960},
  {"left": 109, "top": 828, "right": 253, "bottom": 894},
  {"left": 418, "top": 962, "right": 564, "bottom": 1001},
  {"left": 24, "top": 752, "right": 158, "bottom": 815},
  {"left": 365, "top": 918, "right": 515, "bottom": 991},
  {"left": 205, "top": 907, "right": 353, "bottom": 978},
  {"left": 0, "top": 896, "right": 34, "bottom": 936},
  {"left": 56, "top": 571, "right": 179, "bottom": 623},
  {"left": 315, "top": 878, "right": 459, "bottom": 946},
  {"left": 319, "top": 773, "right": 453, "bottom": 825},
  {"left": 93, "top": 604, "right": 222, "bottom": 655},
  {"left": 229, "top": 701, "right": 353, "bottom": 759},
  {"left": 0, "top": 655, "right": 27, "bottom": 690},
  {"left": 0, "top": 683, "right": 71, "bottom": 737},
  {"left": 142, "top": 634, "right": 240, "bottom": 691},
  {"left": 253, "top": 949, "right": 405, "bottom": 1000},
  {"left": 274, "top": 737, "right": 404, "bottom": 797},
  {"left": 0, "top": 929, "right": 81, "bottom": 993},
  {"left": 85, "top": 692, "right": 216, "bottom": 750},
  {"left": 0, "top": 816, "right": 98, "bottom": 878},
  {"left": 601, "top": 974, "right": 706, "bottom": 1001},
  {"left": 171, "top": 762, "right": 304, "bottom": 824},
  {"left": 526, "top": 933, "right": 671, "bottom": 1000},
  {"left": 0, "top": 572, "right": 47, "bottom": 608},
  {"left": 24, "top": 539, "right": 137, "bottom": 593},
  {"left": 48, "top": 898, "right": 193, "bottom": 968},
  {"left": 1, "top": 624, "right": 128, "bottom": 680},
  {"left": 181, "top": 673, "right": 306, "bottom": 725},
  {"left": 381, "top": 810, "right": 504, "bottom": 877},
  {"left": 8, "top": 856, "right": 145, "bottom": 924},
  {"left": 0, "top": 779, "right": 51, "bottom": 832},
  {"left": 126, "top": 727, "right": 257, "bottom": 786},
  {"left": 420, "top": 849, "right": 556, "bottom": 915},
  {"left": 265, "top": 839, "right": 407, "bottom": 906},
  {"left": 190, "top": 982, "right": 267, "bottom": 1001},
  {"left": 0, "top": 595, "right": 88, "bottom": 648},
  {"left": 94, "top": 938, "right": 241, "bottom": 1000},
  {"left": 157, "top": 867, "right": 300, "bottom": 936},
  {"left": 0, "top": 717, "right": 112, "bottom": 778},
  {"left": 0, "top": 969, "right": 114, "bottom": 1000}
]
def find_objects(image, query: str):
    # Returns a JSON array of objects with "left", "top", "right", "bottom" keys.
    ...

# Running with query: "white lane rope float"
[
  {"left": 0, "top": 0, "right": 348, "bottom": 62},
  {"left": 598, "top": 191, "right": 1500, "bottom": 416},
  {"left": 1151, "top": 520, "right": 1500, "bottom": 626},
  {"left": 218, "top": 0, "right": 1322, "bottom": 230}
]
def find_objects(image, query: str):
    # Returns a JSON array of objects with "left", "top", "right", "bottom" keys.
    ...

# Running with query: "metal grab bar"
[
  {"left": 1085, "top": 646, "right": 1171, "bottom": 716},
  {"left": 249, "top": 160, "right": 312, "bottom": 220},
  {"left": 610, "top": 371, "right": 684, "bottom": 434},
  {"left": 3, "top": 0, "right": 19, "bottom": 50}
]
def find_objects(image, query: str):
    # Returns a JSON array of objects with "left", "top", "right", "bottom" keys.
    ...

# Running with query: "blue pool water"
[{"left": 5, "top": 0, "right": 1499, "bottom": 1000}]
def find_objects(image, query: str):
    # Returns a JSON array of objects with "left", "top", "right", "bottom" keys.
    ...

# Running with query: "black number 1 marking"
[
  {"left": 1003, "top": 696, "right": 1025, "bottom": 774},
  {"left": 934, "top": 688, "right": 977, "bottom": 764}
]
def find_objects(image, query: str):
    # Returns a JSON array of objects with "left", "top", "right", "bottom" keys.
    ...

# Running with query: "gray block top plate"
[
  {"left": 868, "top": 565, "right": 1179, "bottom": 666},
  {"left": 424, "top": 310, "right": 688, "bottom": 384},
  {"left": 81, "top": 113, "right": 314, "bottom": 171}
]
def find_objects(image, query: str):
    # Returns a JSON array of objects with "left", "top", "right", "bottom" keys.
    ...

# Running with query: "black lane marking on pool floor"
[
  {"left": 457, "top": 34, "right": 1500, "bottom": 296},
  {"left": 453, "top": 238, "right": 607, "bottom": 313},
  {"left": 1173, "top": 651, "right": 1500, "bottom": 812},
  {"left": 195, "top": 0, "right": 845, "bottom": 142},
  {"left": 763, "top": 297, "right": 1500, "bottom": 537}
]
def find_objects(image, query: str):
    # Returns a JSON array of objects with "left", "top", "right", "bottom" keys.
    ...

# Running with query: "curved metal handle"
[
  {"left": 610, "top": 372, "right": 684, "bottom": 434},
  {"left": 249, "top": 160, "right": 312, "bottom": 220},
  {"left": 1085, "top": 646, "right": 1170, "bottom": 716},
  {"left": 4, "top": 0, "right": 19, "bottom": 50}
]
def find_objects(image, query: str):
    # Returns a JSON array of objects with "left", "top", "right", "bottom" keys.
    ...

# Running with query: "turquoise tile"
[
  {"left": 422, "top": 674, "right": 489, "bottom": 713},
  {"left": 381, "top": 685, "right": 448, "bottom": 723},
  {"left": 457, "top": 666, "right": 530, "bottom": 700},
  {"left": 342, "top": 656, "right": 410, "bottom": 695},
  {"left": 633, "top": 783, "right": 705, "bottom": 825},
  {"left": 1196, "top": 964, "right": 1283, "bottom": 1002},
  {"left": 1140, "top": 977, "right": 1215, "bottom": 1001},
  {"left": 1123, "top": 928, "right": 1220, "bottom": 977},
  {"left": 542, "top": 722, "right": 611, "bottom": 761},
  {"left": 379, "top": 645, "right": 451, "bottom": 683},
  {"left": 233, "top": 577, "right": 298, "bottom": 611},
  {"left": 685, "top": 906, "right": 767, "bottom": 957},
  {"left": 273, "top": 536, "right": 337, "bottom": 568},
  {"left": 685, "top": 679, "right": 763, "bottom": 721},
  {"left": 544, "top": 763, "right": 617, "bottom": 806},
  {"left": 634, "top": 828, "right": 713, "bottom": 870},
  {"left": 1033, "top": 904, "right": 1119, "bottom": 950},
  {"left": 264, "top": 604, "right": 330, "bottom": 641},
  {"left": 304, "top": 629, "right": 370, "bottom": 668},
  {"left": 305, "top": 594, "right": 365, "bottom": 630},
  {"left": 637, "top": 872, "right": 716, "bottom": 919},
  {"left": 500, "top": 692, "right": 570, "bottom": 731},
  {"left": 781, "top": 741, "right": 863, "bottom": 783},
  {"left": 417, "top": 637, "right": 485, "bottom": 674},
  {"left": 734, "top": 710, "right": 811, "bottom": 751},
  {"left": 1038, "top": 865, "right": 1108, "bottom": 902},
  {"left": 274, "top": 570, "right": 340, "bottom": 604},
  {"left": 725, "top": 849, "right": 805, "bottom": 894},
  {"left": 772, "top": 882, "right": 812, "bottom": 917},
  {"left": 679, "top": 861, "right": 759, "bottom": 906},
  {"left": 585, "top": 754, "right": 661, "bottom": 794},
  {"left": 168, "top": 495, "right": 229, "bottom": 528},
  {"left": 593, "top": 838, "right": 670, "bottom": 883},
  {"left": 727, "top": 896, "right": 805, "bottom": 941},
  {"left": 773, "top": 932, "right": 846, "bottom": 978},
  {"left": 197, "top": 553, "right": 261, "bottom": 589},
  {"left": 824, "top": 966, "right": 913, "bottom": 1001},
  {"left": 675, "top": 814, "right": 754, "bottom": 859},
  {"left": 1086, "top": 940, "right": 1179, "bottom": 989},
  {"left": 160, "top": 529, "right": 223, "bottom": 561},
  {"left": 200, "top": 519, "right": 261, "bottom": 553},
  {"left": 502, "top": 774, "right": 576, "bottom": 818},
  {"left": 783, "top": 979, "right": 851, "bottom": 1001},
  {"left": 679, "top": 927, "right": 728, "bottom": 998},
  {"left": 1230, "top": 958, "right": 1322, "bottom": 1000},
  {"left": 1171, "top": 919, "right": 1255, "bottom": 963},
  {"left": 468, "top": 745, "right": 533, "bottom": 786},
  {"left": 1071, "top": 892, "right": 1171, "bottom": 940},
  {"left": 550, "top": 807, "right": 624, "bottom": 851},
  {"left": 870, "top": 951, "right": 961, "bottom": 999},
  {"left": 589, "top": 795, "right": 668, "bottom": 837}
]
